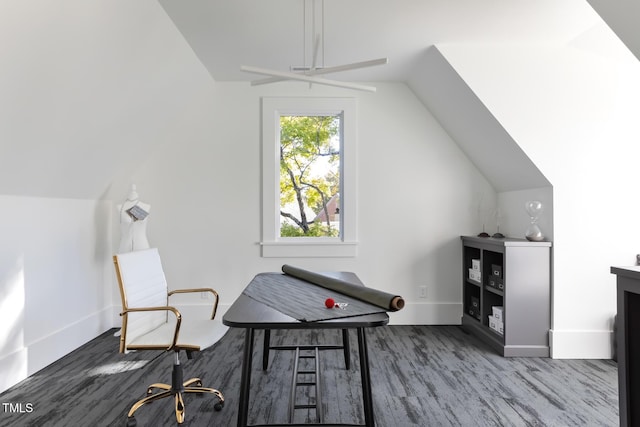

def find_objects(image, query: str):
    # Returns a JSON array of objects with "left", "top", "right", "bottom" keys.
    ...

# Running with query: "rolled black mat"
[{"left": 282, "top": 264, "right": 405, "bottom": 311}]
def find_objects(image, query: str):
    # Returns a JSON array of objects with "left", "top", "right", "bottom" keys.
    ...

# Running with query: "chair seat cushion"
[{"left": 128, "top": 316, "right": 229, "bottom": 351}]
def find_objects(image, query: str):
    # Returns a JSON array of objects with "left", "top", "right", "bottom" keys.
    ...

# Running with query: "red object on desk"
[{"left": 325, "top": 298, "right": 335, "bottom": 309}]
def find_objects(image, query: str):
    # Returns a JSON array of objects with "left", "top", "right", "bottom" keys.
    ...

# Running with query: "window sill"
[{"left": 260, "top": 241, "right": 358, "bottom": 258}]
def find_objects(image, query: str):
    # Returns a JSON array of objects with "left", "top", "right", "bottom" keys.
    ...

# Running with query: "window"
[
  {"left": 261, "top": 97, "right": 357, "bottom": 257},
  {"left": 279, "top": 114, "right": 340, "bottom": 238}
]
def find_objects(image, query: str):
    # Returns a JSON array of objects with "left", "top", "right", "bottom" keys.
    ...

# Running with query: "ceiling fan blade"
[
  {"left": 310, "top": 57, "right": 388, "bottom": 74},
  {"left": 240, "top": 65, "right": 377, "bottom": 92},
  {"left": 248, "top": 57, "right": 389, "bottom": 86}
]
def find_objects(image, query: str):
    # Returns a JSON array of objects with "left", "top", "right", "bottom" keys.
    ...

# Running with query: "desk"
[
  {"left": 223, "top": 272, "right": 389, "bottom": 427},
  {"left": 611, "top": 266, "right": 640, "bottom": 427}
]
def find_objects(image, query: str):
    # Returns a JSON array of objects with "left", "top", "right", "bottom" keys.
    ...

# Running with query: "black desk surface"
[{"left": 223, "top": 271, "right": 389, "bottom": 329}]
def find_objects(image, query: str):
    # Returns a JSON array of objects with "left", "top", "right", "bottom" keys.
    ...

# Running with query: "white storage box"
[
  {"left": 488, "top": 315, "right": 497, "bottom": 330},
  {"left": 468, "top": 268, "right": 481, "bottom": 282},
  {"left": 471, "top": 259, "right": 480, "bottom": 271},
  {"left": 492, "top": 306, "right": 503, "bottom": 321},
  {"left": 488, "top": 315, "right": 504, "bottom": 335}
]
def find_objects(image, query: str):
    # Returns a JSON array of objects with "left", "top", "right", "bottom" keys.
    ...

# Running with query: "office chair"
[{"left": 113, "top": 248, "right": 228, "bottom": 426}]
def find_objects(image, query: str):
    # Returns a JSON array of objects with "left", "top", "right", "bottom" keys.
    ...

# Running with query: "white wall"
[
  {"left": 108, "top": 81, "right": 496, "bottom": 327},
  {"left": 0, "top": 0, "right": 220, "bottom": 393},
  {"left": 438, "top": 20, "right": 640, "bottom": 357},
  {"left": 6, "top": 0, "right": 616, "bottom": 400},
  {"left": 588, "top": 0, "right": 640, "bottom": 61},
  {"left": 497, "top": 187, "right": 554, "bottom": 241},
  {"left": 0, "top": 196, "right": 112, "bottom": 393},
  {"left": 0, "top": 0, "right": 212, "bottom": 199}
]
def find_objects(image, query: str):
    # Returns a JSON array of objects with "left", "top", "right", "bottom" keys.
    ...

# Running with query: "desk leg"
[
  {"left": 357, "top": 327, "right": 374, "bottom": 427},
  {"left": 342, "top": 329, "right": 351, "bottom": 370},
  {"left": 263, "top": 329, "right": 271, "bottom": 370},
  {"left": 238, "top": 328, "right": 255, "bottom": 427}
]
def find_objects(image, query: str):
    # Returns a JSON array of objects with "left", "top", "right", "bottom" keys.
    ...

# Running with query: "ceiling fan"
[{"left": 240, "top": 0, "right": 387, "bottom": 92}]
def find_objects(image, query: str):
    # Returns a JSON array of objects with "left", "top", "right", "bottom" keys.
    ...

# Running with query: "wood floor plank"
[{"left": 0, "top": 326, "right": 618, "bottom": 427}]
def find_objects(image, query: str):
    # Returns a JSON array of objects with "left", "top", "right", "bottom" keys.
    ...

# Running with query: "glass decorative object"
[
  {"left": 477, "top": 199, "right": 490, "bottom": 238},
  {"left": 492, "top": 208, "right": 505, "bottom": 238},
  {"left": 524, "top": 200, "right": 544, "bottom": 241}
]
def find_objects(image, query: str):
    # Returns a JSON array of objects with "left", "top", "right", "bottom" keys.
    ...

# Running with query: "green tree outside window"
[{"left": 279, "top": 115, "right": 341, "bottom": 237}]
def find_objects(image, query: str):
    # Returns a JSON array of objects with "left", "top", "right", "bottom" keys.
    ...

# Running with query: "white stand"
[
  {"left": 115, "top": 184, "right": 151, "bottom": 338},
  {"left": 117, "top": 185, "right": 151, "bottom": 253}
]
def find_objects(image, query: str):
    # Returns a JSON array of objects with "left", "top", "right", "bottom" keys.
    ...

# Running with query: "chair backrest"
[{"left": 113, "top": 248, "right": 169, "bottom": 352}]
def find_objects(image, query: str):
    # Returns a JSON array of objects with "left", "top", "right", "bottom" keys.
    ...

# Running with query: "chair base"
[{"left": 125, "top": 358, "right": 223, "bottom": 426}]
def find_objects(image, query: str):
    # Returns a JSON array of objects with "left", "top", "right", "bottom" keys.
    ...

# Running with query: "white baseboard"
[
  {"left": 388, "top": 302, "right": 462, "bottom": 325},
  {"left": 181, "top": 302, "right": 460, "bottom": 326},
  {"left": 1, "top": 300, "right": 460, "bottom": 395},
  {"left": 549, "top": 329, "right": 614, "bottom": 359},
  {"left": 0, "top": 307, "right": 113, "bottom": 394},
  {"left": 0, "top": 348, "right": 28, "bottom": 394},
  {"left": 113, "top": 302, "right": 461, "bottom": 327}
]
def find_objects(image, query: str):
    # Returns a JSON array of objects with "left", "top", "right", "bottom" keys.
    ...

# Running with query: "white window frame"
[{"left": 261, "top": 97, "right": 357, "bottom": 258}]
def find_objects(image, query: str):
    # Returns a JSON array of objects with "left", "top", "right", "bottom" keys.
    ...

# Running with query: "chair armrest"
[
  {"left": 120, "top": 306, "right": 182, "bottom": 351},
  {"left": 168, "top": 288, "right": 220, "bottom": 320}
]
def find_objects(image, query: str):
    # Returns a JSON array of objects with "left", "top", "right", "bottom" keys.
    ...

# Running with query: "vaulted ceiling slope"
[
  {"left": 0, "top": 1, "right": 634, "bottom": 200},
  {"left": 157, "top": 0, "right": 607, "bottom": 192},
  {"left": 0, "top": 2, "right": 215, "bottom": 200},
  {"left": 407, "top": 46, "right": 551, "bottom": 193},
  {"left": 587, "top": 0, "right": 640, "bottom": 62},
  {"left": 158, "top": 0, "right": 602, "bottom": 83}
]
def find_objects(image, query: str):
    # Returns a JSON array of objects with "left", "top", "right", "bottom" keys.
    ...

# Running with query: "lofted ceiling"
[
  {"left": 156, "top": 0, "right": 640, "bottom": 194},
  {"left": 2, "top": 1, "right": 634, "bottom": 200},
  {"left": 586, "top": 0, "right": 640, "bottom": 62},
  {"left": 158, "top": 0, "right": 603, "bottom": 84},
  {"left": 157, "top": 0, "right": 610, "bottom": 194}
]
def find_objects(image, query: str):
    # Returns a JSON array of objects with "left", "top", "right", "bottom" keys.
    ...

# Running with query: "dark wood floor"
[{"left": 0, "top": 325, "right": 618, "bottom": 426}]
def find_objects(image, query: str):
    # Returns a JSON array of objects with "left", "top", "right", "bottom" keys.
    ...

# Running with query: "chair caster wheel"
[
  {"left": 214, "top": 401, "right": 224, "bottom": 411},
  {"left": 126, "top": 416, "right": 137, "bottom": 427}
]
